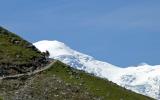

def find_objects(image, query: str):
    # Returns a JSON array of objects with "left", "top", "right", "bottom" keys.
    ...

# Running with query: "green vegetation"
[
  {"left": 0, "top": 26, "right": 48, "bottom": 76},
  {"left": 0, "top": 27, "right": 42, "bottom": 65}
]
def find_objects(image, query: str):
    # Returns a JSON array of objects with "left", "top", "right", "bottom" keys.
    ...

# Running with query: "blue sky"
[{"left": 0, "top": 0, "right": 160, "bottom": 67}]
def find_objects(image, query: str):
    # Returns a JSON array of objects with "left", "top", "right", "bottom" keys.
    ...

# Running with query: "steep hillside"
[
  {"left": 0, "top": 27, "right": 48, "bottom": 76},
  {"left": 0, "top": 61, "right": 153, "bottom": 100},
  {"left": 34, "top": 40, "right": 160, "bottom": 99}
]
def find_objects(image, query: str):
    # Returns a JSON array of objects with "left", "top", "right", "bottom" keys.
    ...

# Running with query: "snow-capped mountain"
[{"left": 34, "top": 40, "right": 160, "bottom": 99}]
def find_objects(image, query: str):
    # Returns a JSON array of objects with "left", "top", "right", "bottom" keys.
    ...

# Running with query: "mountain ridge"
[{"left": 34, "top": 40, "right": 160, "bottom": 99}]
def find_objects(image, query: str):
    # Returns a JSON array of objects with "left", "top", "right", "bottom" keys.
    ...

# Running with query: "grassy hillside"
[
  {"left": 0, "top": 61, "right": 154, "bottom": 100},
  {"left": 0, "top": 27, "right": 48, "bottom": 76}
]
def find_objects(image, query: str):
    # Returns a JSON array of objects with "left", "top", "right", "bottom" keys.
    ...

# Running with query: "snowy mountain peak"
[
  {"left": 34, "top": 40, "right": 74, "bottom": 57},
  {"left": 34, "top": 40, "right": 160, "bottom": 100}
]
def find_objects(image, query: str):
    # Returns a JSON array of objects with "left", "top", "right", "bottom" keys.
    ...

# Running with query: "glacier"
[{"left": 34, "top": 40, "right": 160, "bottom": 99}]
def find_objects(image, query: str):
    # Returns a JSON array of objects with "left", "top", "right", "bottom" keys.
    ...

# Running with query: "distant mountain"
[{"left": 34, "top": 40, "right": 160, "bottom": 99}]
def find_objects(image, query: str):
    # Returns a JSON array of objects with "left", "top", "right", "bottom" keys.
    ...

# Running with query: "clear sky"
[{"left": 0, "top": 0, "right": 160, "bottom": 67}]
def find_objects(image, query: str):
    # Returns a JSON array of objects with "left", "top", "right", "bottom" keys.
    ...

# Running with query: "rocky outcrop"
[{"left": 0, "top": 55, "right": 49, "bottom": 76}]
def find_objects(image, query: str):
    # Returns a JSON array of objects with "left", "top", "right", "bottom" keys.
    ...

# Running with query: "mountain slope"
[
  {"left": 0, "top": 27, "right": 48, "bottom": 76},
  {"left": 34, "top": 40, "right": 160, "bottom": 99},
  {"left": 0, "top": 61, "right": 153, "bottom": 100},
  {"left": 0, "top": 27, "right": 153, "bottom": 100}
]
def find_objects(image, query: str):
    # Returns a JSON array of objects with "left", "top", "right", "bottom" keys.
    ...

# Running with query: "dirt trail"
[{"left": 0, "top": 61, "right": 56, "bottom": 80}]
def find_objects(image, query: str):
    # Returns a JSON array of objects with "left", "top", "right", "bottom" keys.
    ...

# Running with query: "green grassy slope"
[
  {"left": 0, "top": 26, "right": 42, "bottom": 64},
  {"left": 0, "top": 27, "right": 48, "bottom": 76},
  {"left": 0, "top": 61, "right": 154, "bottom": 100}
]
